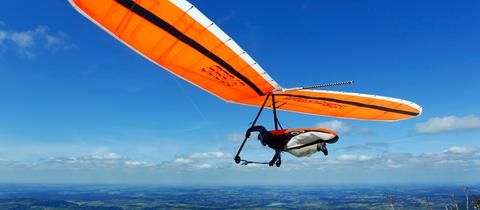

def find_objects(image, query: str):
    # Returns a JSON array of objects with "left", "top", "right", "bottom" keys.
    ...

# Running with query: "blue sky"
[{"left": 0, "top": 0, "right": 479, "bottom": 185}]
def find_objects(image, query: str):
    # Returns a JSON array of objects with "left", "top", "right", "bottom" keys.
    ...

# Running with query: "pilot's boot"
[
  {"left": 317, "top": 142, "right": 328, "bottom": 156},
  {"left": 268, "top": 158, "right": 276, "bottom": 166},
  {"left": 269, "top": 150, "right": 281, "bottom": 166}
]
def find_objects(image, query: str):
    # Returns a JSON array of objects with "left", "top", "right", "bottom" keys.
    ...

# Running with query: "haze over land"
[{"left": 0, "top": 184, "right": 478, "bottom": 209}]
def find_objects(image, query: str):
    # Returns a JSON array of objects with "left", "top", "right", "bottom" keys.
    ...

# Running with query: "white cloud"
[
  {"left": 10, "top": 31, "right": 34, "bottom": 48},
  {"left": 174, "top": 158, "right": 193, "bottom": 164},
  {"left": 46, "top": 157, "right": 89, "bottom": 165},
  {"left": 382, "top": 146, "right": 479, "bottom": 169},
  {"left": 162, "top": 151, "right": 231, "bottom": 169},
  {"left": 336, "top": 154, "right": 357, "bottom": 161},
  {"left": 124, "top": 160, "right": 155, "bottom": 167},
  {"left": 416, "top": 115, "right": 480, "bottom": 134},
  {"left": 44, "top": 152, "right": 155, "bottom": 168},
  {"left": 446, "top": 146, "right": 478, "bottom": 155},
  {"left": 91, "top": 152, "right": 122, "bottom": 161},
  {"left": 387, "top": 164, "right": 403, "bottom": 169},
  {"left": 195, "top": 163, "right": 213, "bottom": 169},
  {"left": 0, "top": 24, "right": 73, "bottom": 58},
  {"left": 0, "top": 31, "right": 7, "bottom": 43},
  {"left": 228, "top": 133, "right": 243, "bottom": 142},
  {"left": 336, "top": 154, "right": 374, "bottom": 161},
  {"left": 316, "top": 120, "right": 352, "bottom": 134},
  {"left": 0, "top": 158, "right": 16, "bottom": 166},
  {"left": 327, "top": 145, "right": 479, "bottom": 170},
  {"left": 189, "top": 151, "right": 228, "bottom": 159},
  {"left": 358, "top": 155, "right": 374, "bottom": 161}
]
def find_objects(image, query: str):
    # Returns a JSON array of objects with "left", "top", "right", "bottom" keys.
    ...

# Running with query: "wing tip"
[{"left": 404, "top": 101, "right": 422, "bottom": 118}]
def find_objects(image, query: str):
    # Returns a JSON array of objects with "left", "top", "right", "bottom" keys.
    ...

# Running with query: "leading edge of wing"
[{"left": 169, "top": 0, "right": 280, "bottom": 90}]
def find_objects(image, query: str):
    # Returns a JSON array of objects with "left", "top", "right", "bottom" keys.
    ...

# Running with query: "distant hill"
[{"left": 0, "top": 198, "right": 122, "bottom": 210}]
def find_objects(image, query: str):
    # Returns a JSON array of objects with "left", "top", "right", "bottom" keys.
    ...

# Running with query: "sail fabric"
[
  {"left": 236, "top": 90, "right": 422, "bottom": 121},
  {"left": 70, "top": 0, "right": 422, "bottom": 121},
  {"left": 69, "top": 0, "right": 280, "bottom": 102}
]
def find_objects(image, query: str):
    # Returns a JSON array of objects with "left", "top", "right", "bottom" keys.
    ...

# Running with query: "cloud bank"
[
  {"left": 0, "top": 145, "right": 478, "bottom": 184},
  {"left": 44, "top": 152, "right": 155, "bottom": 168},
  {"left": 416, "top": 115, "right": 480, "bottom": 134}
]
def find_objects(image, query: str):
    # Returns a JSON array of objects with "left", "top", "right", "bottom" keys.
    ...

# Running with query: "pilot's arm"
[{"left": 245, "top": 125, "right": 268, "bottom": 138}]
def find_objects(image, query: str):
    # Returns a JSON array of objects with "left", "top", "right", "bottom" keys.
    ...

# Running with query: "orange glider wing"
[
  {"left": 69, "top": 0, "right": 279, "bottom": 102},
  {"left": 70, "top": 0, "right": 422, "bottom": 121},
  {"left": 236, "top": 90, "right": 422, "bottom": 121}
]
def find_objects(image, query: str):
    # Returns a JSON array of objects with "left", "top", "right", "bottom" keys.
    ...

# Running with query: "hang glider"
[{"left": 69, "top": 0, "right": 421, "bottom": 121}]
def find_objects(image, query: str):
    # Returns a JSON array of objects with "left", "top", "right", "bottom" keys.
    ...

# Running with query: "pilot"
[{"left": 246, "top": 125, "right": 338, "bottom": 166}]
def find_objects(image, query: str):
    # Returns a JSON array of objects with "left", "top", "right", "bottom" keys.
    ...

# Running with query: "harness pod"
[{"left": 283, "top": 129, "right": 338, "bottom": 157}]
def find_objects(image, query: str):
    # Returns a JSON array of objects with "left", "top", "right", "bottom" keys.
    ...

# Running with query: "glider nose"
[{"left": 328, "top": 135, "right": 339, "bottom": 144}]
